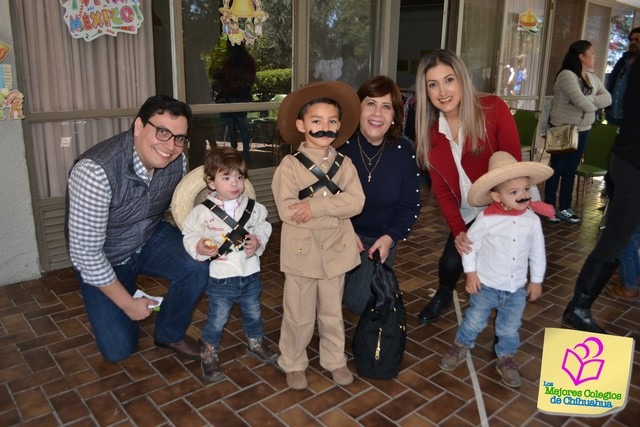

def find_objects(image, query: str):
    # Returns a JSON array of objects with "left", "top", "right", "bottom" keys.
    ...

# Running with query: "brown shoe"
[
  {"left": 155, "top": 335, "right": 201, "bottom": 360},
  {"left": 496, "top": 356, "right": 522, "bottom": 388},
  {"left": 286, "top": 371, "right": 308, "bottom": 389},
  {"left": 201, "top": 341, "right": 224, "bottom": 382},
  {"left": 606, "top": 284, "right": 638, "bottom": 300},
  {"left": 331, "top": 366, "right": 353, "bottom": 386},
  {"left": 439, "top": 342, "right": 469, "bottom": 371}
]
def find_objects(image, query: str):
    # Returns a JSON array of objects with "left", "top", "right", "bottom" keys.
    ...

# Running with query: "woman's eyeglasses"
[{"left": 147, "top": 121, "right": 189, "bottom": 148}]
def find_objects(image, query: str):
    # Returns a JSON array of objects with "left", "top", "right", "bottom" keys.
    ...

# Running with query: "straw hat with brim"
[
  {"left": 170, "top": 165, "right": 256, "bottom": 230},
  {"left": 467, "top": 151, "right": 553, "bottom": 207},
  {"left": 277, "top": 80, "right": 361, "bottom": 152}
]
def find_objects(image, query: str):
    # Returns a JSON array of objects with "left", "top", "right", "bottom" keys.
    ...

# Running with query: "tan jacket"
[{"left": 272, "top": 143, "right": 365, "bottom": 279}]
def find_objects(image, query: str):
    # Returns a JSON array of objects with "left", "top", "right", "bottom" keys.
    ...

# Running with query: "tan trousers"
[{"left": 277, "top": 273, "right": 347, "bottom": 372}]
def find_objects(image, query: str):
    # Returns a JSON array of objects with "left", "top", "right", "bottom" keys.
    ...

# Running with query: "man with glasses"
[{"left": 66, "top": 95, "right": 209, "bottom": 362}]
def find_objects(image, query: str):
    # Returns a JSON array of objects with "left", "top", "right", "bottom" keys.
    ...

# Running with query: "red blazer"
[{"left": 427, "top": 95, "right": 522, "bottom": 237}]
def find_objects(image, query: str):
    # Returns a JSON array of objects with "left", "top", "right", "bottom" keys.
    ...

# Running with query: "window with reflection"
[
  {"left": 497, "top": 0, "right": 547, "bottom": 111},
  {"left": 309, "top": 0, "right": 378, "bottom": 90},
  {"left": 176, "top": 0, "right": 293, "bottom": 105},
  {"left": 176, "top": 1, "right": 293, "bottom": 170},
  {"left": 460, "top": 0, "right": 500, "bottom": 93}
]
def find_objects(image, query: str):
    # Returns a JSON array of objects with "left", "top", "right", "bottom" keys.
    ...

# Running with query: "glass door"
[{"left": 496, "top": 0, "right": 548, "bottom": 110}]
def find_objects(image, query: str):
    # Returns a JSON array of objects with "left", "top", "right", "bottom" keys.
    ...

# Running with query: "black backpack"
[{"left": 352, "top": 251, "right": 406, "bottom": 379}]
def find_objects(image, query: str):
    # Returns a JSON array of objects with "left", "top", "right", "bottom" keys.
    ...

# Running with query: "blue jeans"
[
  {"left": 79, "top": 221, "right": 209, "bottom": 362},
  {"left": 592, "top": 155, "right": 640, "bottom": 263},
  {"left": 544, "top": 129, "right": 589, "bottom": 211},
  {"left": 221, "top": 109, "right": 251, "bottom": 151},
  {"left": 455, "top": 286, "right": 526, "bottom": 358},
  {"left": 201, "top": 272, "right": 263, "bottom": 346},
  {"left": 617, "top": 228, "right": 640, "bottom": 288}
]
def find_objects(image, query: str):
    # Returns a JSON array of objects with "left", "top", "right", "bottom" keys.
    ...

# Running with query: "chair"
[
  {"left": 512, "top": 109, "right": 540, "bottom": 161},
  {"left": 575, "top": 123, "right": 618, "bottom": 219}
]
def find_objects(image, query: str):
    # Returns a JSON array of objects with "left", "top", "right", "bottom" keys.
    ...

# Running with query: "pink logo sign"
[{"left": 561, "top": 337, "right": 604, "bottom": 386}]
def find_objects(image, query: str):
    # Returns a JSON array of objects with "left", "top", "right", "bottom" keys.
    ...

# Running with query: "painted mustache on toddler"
[
  {"left": 309, "top": 130, "right": 338, "bottom": 138},
  {"left": 516, "top": 197, "right": 532, "bottom": 204}
]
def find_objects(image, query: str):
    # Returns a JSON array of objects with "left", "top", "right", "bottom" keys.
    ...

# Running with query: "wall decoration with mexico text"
[
  {"left": 537, "top": 328, "right": 634, "bottom": 417},
  {"left": 59, "top": 0, "right": 144, "bottom": 42}
]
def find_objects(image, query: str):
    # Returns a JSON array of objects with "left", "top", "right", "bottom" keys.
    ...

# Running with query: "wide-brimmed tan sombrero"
[
  {"left": 467, "top": 151, "right": 553, "bottom": 207},
  {"left": 170, "top": 165, "right": 256, "bottom": 230},
  {"left": 277, "top": 80, "right": 360, "bottom": 152}
]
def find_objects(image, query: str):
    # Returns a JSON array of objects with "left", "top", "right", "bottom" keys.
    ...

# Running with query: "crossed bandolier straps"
[
  {"left": 294, "top": 151, "right": 344, "bottom": 199},
  {"left": 201, "top": 198, "right": 255, "bottom": 261}
]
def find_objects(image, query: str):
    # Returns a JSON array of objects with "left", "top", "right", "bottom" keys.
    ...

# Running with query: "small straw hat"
[
  {"left": 170, "top": 165, "right": 256, "bottom": 230},
  {"left": 277, "top": 80, "right": 360, "bottom": 152},
  {"left": 467, "top": 151, "right": 553, "bottom": 207}
]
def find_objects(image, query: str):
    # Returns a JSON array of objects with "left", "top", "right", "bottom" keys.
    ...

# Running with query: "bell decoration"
[
  {"left": 219, "top": 0, "right": 269, "bottom": 46},
  {"left": 229, "top": 0, "right": 254, "bottom": 18}
]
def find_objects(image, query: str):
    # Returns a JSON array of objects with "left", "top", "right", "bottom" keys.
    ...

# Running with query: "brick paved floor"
[{"left": 1, "top": 178, "right": 638, "bottom": 426}]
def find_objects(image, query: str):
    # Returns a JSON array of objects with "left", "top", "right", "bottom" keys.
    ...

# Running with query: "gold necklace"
[
  {"left": 357, "top": 134, "right": 385, "bottom": 165},
  {"left": 357, "top": 136, "right": 385, "bottom": 182}
]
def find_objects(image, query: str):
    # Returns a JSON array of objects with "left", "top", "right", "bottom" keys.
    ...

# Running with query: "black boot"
[
  {"left": 563, "top": 256, "right": 617, "bottom": 334},
  {"left": 418, "top": 288, "right": 453, "bottom": 324}
]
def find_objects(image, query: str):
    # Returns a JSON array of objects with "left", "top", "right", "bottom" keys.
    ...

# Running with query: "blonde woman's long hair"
[{"left": 414, "top": 49, "right": 486, "bottom": 169}]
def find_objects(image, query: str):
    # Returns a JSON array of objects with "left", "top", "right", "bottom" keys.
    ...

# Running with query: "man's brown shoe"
[
  {"left": 155, "top": 335, "right": 201, "bottom": 360},
  {"left": 606, "top": 284, "right": 638, "bottom": 300}
]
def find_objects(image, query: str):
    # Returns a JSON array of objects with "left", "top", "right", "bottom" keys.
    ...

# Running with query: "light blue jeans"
[{"left": 455, "top": 286, "right": 526, "bottom": 358}]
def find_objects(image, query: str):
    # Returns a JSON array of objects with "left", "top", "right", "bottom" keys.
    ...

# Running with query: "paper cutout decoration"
[
  {"left": 0, "top": 41, "right": 10, "bottom": 63},
  {"left": 219, "top": 0, "right": 269, "bottom": 46},
  {"left": 59, "top": 0, "right": 144, "bottom": 42},
  {"left": 4, "top": 90, "right": 25, "bottom": 120},
  {"left": 518, "top": 8, "right": 540, "bottom": 34},
  {"left": 0, "top": 61, "right": 25, "bottom": 121},
  {"left": 537, "top": 328, "right": 634, "bottom": 417}
]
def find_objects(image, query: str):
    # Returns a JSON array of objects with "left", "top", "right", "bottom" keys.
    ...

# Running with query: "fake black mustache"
[
  {"left": 308, "top": 130, "right": 338, "bottom": 138},
  {"left": 516, "top": 197, "right": 532, "bottom": 203}
]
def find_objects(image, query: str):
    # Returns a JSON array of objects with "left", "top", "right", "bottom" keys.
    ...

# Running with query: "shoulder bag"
[
  {"left": 352, "top": 251, "right": 406, "bottom": 379},
  {"left": 545, "top": 124, "right": 578, "bottom": 154}
]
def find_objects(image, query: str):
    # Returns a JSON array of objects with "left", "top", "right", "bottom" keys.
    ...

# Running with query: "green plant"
[{"left": 253, "top": 69, "right": 292, "bottom": 101}]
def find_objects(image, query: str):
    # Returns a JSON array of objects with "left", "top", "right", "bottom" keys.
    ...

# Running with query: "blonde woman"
[{"left": 414, "top": 49, "right": 522, "bottom": 324}]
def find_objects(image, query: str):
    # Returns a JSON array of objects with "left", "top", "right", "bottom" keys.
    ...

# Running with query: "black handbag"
[{"left": 352, "top": 251, "right": 406, "bottom": 379}]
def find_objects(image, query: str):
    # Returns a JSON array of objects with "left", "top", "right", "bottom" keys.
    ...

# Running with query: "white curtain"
[{"left": 15, "top": 0, "right": 155, "bottom": 198}]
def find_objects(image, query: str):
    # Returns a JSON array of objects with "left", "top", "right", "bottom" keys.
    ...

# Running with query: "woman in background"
[{"left": 544, "top": 40, "right": 610, "bottom": 225}]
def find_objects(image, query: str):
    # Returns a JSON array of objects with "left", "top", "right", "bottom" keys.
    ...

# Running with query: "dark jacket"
[
  {"left": 613, "top": 55, "right": 640, "bottom": 171},
  {"left": 214, "top": 46, "right": 256, "bottom": 102},
  {"left": 72, "top": 131, "right": 183, "bottom": 264}
]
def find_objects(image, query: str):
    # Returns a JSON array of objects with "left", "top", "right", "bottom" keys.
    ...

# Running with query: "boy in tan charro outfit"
[{"left": 272, "top": 81, "right": 365, "bottom": 389}]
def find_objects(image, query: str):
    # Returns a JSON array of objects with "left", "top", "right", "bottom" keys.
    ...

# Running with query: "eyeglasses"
[{"left": 147, "top": 121, "right": 189, "bottom": 148}]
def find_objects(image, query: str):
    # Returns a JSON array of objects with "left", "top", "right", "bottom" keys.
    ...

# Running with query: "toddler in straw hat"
[
  {"left": 272, "top": 80, "right": 365, "bottom": 389},
  {"left": 439, "top": 151, "right": 554, "bottom": 388},
  {"left": 182, "top": 147, "right": 276, "bottom": 383}
]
